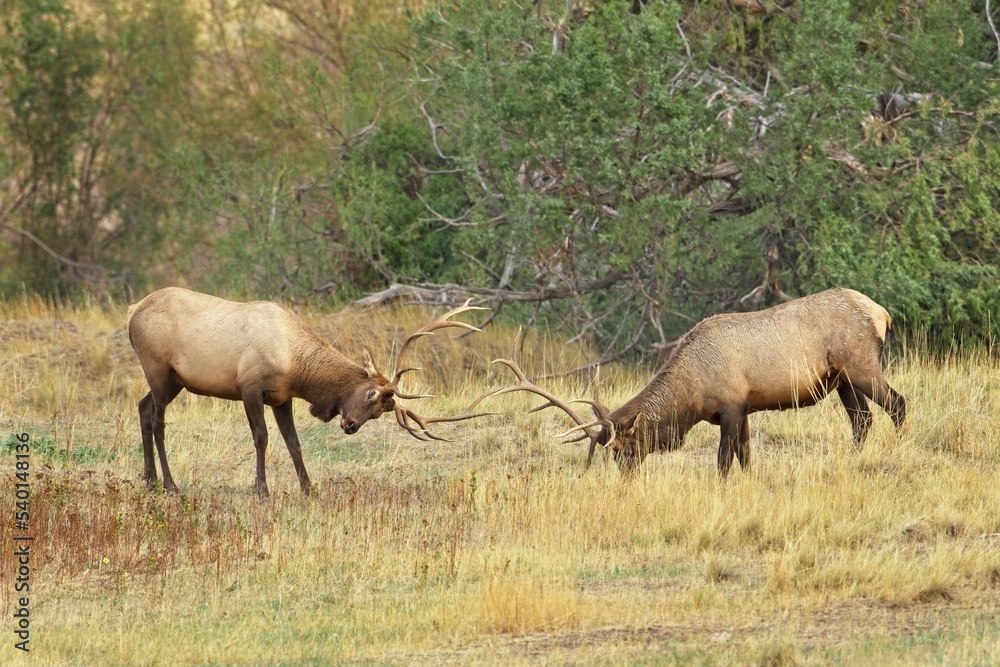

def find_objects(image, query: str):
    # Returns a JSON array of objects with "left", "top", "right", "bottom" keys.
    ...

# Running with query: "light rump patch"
[{"left": 842, "top": 287, "right": 892, "bottom": 342}]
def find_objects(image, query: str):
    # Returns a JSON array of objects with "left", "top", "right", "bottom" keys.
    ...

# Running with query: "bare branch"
[
  {"left": 498, "top": 245, "right": 517, "bottom": 290},
  {"left": 987, "top": 0, "right": 1000, "bottom": 59},
  {"left": 419, "top": 101, "right": 454, "bottom": 161},
  {"left": 354, "top": 270, "right": 627, "bottom": 309},
  {"left": 546, "top": 313, "right": 648, "bottom": 378},
  {"left": 415, "top": 192, "right": 477, "bottom": 227},
  {"left": 354, "top": 283, "right": 470, "bottom": 309},
  {"left": 295, "top": 183, "right": 331, "bottom": 202},
  {"left": 0, "top": 183, "right": 37, "bottom": 224},
  {"left": 0, "top": 221, "right": 104, "bottom": 276},
  {"left": 670, "top": 20, "right": 693, "bottom": 91},
  {"left": 822, "top": 141, "right": 871, "bottom": 181},
  {"left": 886, "top": 108, "right": 978, "bottom": 126},
  {"left": 890, "top": 65, "right": 917, "bottom": 84},
  {"left": 268, "top": 167, "right": 286, "bottom": 228}
]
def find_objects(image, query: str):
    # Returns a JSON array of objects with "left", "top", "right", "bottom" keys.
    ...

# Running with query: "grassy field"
[{"left": 1, "top": 296, "right": 999, "bottom": 666}]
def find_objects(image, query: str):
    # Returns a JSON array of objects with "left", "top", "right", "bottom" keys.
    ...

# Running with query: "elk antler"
[
  {"left": 390, "top": 299, "right": 494, "bottom": 441},
  {"left": 390, "top": 299, "right": 488, "bottom": 396},
  {"left": 394, "top": 404, "right": 491, "bottom": 442},
  {"left": 465, "top": 328, "right": 615, "bottom": 467},
  {"left": 569, "top": 365, "right": 617, "bottom": 468}
]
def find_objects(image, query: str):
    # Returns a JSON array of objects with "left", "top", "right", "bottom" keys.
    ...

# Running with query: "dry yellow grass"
[{"left": 1, "top": 297, "right": 999, "bottom": 665}]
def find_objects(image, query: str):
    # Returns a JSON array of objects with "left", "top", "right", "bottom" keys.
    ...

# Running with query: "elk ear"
[
  {"left": 618, "top": 414, "right": 639, "bottom": 437},
  {"left": 362, "top": 346, "right": 380, "bottom": 377}
]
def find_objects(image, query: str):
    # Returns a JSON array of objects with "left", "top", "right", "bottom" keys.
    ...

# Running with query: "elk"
[
  {"left": 470, "top": 288, "right": 906, "bottom": 476},
  {"left": 127, "top": 288, "right": 487, "bottom": 496}
]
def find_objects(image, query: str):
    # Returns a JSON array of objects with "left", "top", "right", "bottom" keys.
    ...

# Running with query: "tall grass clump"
[{"left": 0, "top": 299, "right": 998, "bottom": 664}]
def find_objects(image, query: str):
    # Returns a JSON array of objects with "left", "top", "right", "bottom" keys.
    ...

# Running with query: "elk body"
[
  {"left": 127, "top": 288, "right": 485, "bottom": 496},
  {"left": 476, "top": 288, "right": 906, "bottom": 476}
]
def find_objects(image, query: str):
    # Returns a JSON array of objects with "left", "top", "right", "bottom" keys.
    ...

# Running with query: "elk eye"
[{"left": 367, "top": 389, "right": 378, "bottom": 400}]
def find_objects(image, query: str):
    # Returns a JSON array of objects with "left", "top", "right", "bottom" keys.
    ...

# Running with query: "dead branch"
[
  {"left": 0, "top": 183, "right": 37, "bottom": 224},
  {"left": 295, "top": 183, "right": 331, "bottom": 202},
  {"left": 886, "top": 108, "right": 978, "bottom": 126},
  {"left": 822, "top": 141, "right": 871, "bottom": 181},
  {"left": 419, "top": 100, "right": 454, "bottom": 161},
  {"left": 0, "top": 221, "right": 104, "bottom": 277},
  {"left": 670, "top": 20, "right": 693, "bottom": 91},
  {"left": 989, "top": 0, "right": 1000, "bottom": 60},
  {"left": 354, "top": 270, "right": 627, "bottom": 309},
  {"left": 415, "top": 192, "right": 476, "bottom": 227},
  {"left": 353, "top": 283, "right": 478, "bottom": 309}
]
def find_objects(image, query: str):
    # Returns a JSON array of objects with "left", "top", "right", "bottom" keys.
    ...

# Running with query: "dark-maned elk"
[
  {"left": 127, "top": 288, "right": 488, "bottom": 496},
  {"left": 469, "top": 288, "right": 906, "bottom": 476}
]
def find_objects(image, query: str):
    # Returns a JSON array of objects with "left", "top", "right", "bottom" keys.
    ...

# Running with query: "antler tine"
[
  {"left": 460, "top": 329, "right": 537, "bottom": 413},
  {"left": 395, "top": 406, "right": 434, "bottom": 442},
  {"left": 482, "top": 364, "right": 595, "bottom": 431},
  {"left": 394, "top": 404, "right": 497, "bottom": 442},
  {"left": 556, "top": 417, "right": 608, "bottom": 439},
  {"left": 467, "top": 328, "right": 607, "bottom": 445},
  {"left": 463, "top": 384, "right": 524, "bottom": 413},
  {"left": 383, "top": 299, "right": 492, "bottom": 440},
  {"left": 568, "top": 398, "right": 605, "bottom": 412},
  {"left": 587, "top": 365, "right": 613, "bottom": 468},
  {"left": 391, "top": 298, "right": 489, "bottom": 389},
  {"left": 586, "top": 422, "right": 616, "bottom": 469},
  {"left": 526, "top": 401, "right": 561, "bottom": 415},
  {"left": 394, "top": 391, "right": 435, "bottom": 400},
  {"left": 558, "top": 431, "right": 592, "bottom": 445},
  {"left": 590, "top": 365, "right": 611, "bottom": 420}
]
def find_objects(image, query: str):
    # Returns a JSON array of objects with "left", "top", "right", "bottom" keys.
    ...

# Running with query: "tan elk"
[
  {"left": 470, "top": 288, "right": 906, "bottom": 476},
  {"left": 127, "top": 288, "right": 487, "bottom": 496}
]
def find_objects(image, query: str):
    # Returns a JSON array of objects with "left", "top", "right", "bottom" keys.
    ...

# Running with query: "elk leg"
[
  {"left": 242, "top": 392, "right": 270, "bottom": 498},
  {"left": 837, "top": 383, "right": 873, "bottom": 444},
  {"left": 149, "top": 378, "right": 183, "bottom": 493},
  {"left": 877, "top": 381, "right": 907, "bottom": 430},
  {"left": 272, "top": 401, "right": 313, "bottom": 495},
  {"left": 734, "top": 414, "right": 751, "bottom": 471},
  {"left": 138, "top": 392, "right": 157, "bottom": 487},
  {"left": 851, "top": 377, "right": 907, "bottom": 431},
  {"left": 717, "top": 410, "right": 745, "bottom": 478}
]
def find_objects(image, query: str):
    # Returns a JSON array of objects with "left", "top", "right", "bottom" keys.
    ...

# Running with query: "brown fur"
[
  {"left": 127, "top": 287, "right": 397, "bottom": 496},
  {"left": 599, "top": 288, "right": 907, "bottom": 475}
]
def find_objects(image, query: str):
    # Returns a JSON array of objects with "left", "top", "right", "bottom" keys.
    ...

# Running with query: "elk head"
[
  {"left": 330, "top": 349, "right": 398, "bottom": 434},
  {"left": 593, "top": 410, "right": 666, "bottom": 476}
]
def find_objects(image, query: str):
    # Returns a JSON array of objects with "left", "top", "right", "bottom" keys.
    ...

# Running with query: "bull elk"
[
  {"left": 127, "top": 288, "right": 488, "bottom": 496},
  {"left": 470, "top": 288, "right": 907, "bottom": 475}
]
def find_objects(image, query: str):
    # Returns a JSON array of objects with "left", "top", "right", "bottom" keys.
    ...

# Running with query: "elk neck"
[
  {"left": 290, "top": 340, "right": 369, "bottom": 410},
  {"left": 618, "top": 358, "right": 699, "bottom": 451}
]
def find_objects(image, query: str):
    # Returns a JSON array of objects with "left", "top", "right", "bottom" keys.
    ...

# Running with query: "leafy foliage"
[
  {"left": 409, "top": 0, "right": 1000, "bottom": 349},
  {"left": 0, "top": 0, "right": 199, "bottom": 297},
  {"left": 0, "top": 0, "right": 997, "bottom": 350}
]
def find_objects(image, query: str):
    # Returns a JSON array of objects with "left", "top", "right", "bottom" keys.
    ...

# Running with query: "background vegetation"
[{"left": 2, "top": 0, "right": 998, "bottom": 355}]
